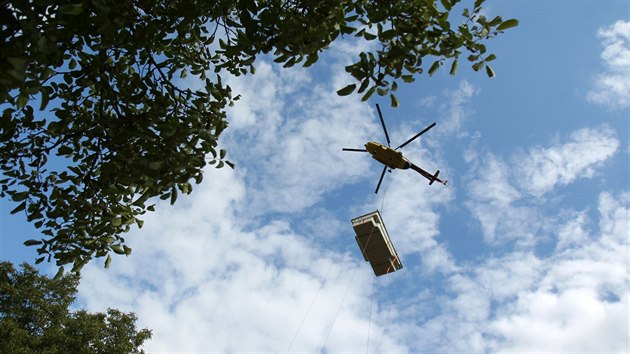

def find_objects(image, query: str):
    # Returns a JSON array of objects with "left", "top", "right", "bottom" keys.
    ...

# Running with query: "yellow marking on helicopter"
[{"left": 365, "top": 142, "right": 410, "bottom": 170}]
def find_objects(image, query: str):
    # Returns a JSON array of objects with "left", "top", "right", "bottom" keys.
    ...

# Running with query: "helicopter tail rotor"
[{"left": 428, "top": 170, "right": 440, "bottom": 185}]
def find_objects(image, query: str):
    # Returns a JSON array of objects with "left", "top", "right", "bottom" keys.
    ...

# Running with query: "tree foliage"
[
  {"left": 0, "top": 261, "right": 152, "bottom": 353},
  {"left": 0, "top": 0, "right": 518, "bottom": 272}
]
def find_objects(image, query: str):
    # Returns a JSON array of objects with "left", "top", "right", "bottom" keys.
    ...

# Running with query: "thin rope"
[
  {"left": 319, "top": 263, "right": 359, "bottom": 353},
  {"left": 367, "top": 275, "right": 376, "bottom": 354},
  {"left": 379, "top": 184, "right": 387, "bottom": 214},
  {"left": 375, "top": 329, "right": 386, "bottom": 354},
  {"left": 285, "top": 260, "right": 335, "bottom": 354},
  {"left": 361, "top": 224, "right": 377, "bottom": 257}
]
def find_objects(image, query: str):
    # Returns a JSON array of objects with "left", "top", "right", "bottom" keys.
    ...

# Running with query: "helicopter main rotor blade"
[
  {"left": 376, "top": 104, "right": 391, "bottom": 147},
  {"left": 395, "top": 122, "right": 437, "bottom": 150},
  {"left": 374, "top": 165, "right": 388, "bottom": 194},
  {"left": 342, "top": 148, "right": 368, "bottom": 152}
]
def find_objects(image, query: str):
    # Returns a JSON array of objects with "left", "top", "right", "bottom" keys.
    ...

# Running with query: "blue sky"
[{"left": 1, "top": 1, "right": 629, "bottom": 353}]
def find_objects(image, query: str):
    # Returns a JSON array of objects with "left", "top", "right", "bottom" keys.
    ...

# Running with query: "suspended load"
[{"left": 352, "top": 210, "right": 403, "bottom": 276}]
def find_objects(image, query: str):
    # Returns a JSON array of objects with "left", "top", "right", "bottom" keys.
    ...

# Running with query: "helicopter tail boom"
[{"left": 410, "top": 164, "right": 447, "bottom": 186}]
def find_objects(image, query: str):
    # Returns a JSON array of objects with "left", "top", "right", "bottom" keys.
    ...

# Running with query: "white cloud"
[
  {"left": 587, "top": 20, "right": 630, "bottom": 109},
  {"left": 514, "top": 125, "right": 619, "bottom": 197},
  {"left": 465, "top": 125, "right": 619, "bottom": 246},
  {"left": 78, "top": 166, "right": 408, "bottom": 353},
  {"left": 466, "top": 152, "right": 538, "bottom": 246},
  {"left": 382, "top": 191, "right": 629, "bottom": 353},
  {"left": 486, "top": 192, "right": 629, "bottom": 353},
  {"left": 439, "top": 80, "right": 478, "bottom": 135}
]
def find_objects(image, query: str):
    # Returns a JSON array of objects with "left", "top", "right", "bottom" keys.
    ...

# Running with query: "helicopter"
[{"left": 342, "top": 104, "right": 447, "bottom": 194}]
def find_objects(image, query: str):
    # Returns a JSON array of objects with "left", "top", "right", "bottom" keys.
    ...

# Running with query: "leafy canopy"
[
  {"left": 0, "top": 0, "right": 518, "bottom": 273},
  {"left": 0, "top": 261, "right": 152, "bottom": 353}
]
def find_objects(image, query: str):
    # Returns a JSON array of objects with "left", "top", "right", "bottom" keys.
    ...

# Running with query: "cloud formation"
[
  {"left": 587, "top": 20, "right": 630, "bottom": 109},
  {"left": 465, "top": 125, "right": 619, "bottom": 246}
]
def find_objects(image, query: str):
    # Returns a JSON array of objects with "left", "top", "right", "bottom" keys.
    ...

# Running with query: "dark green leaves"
[
  {"left": 485, "top": 65, "right": 496, "bottom": 77},
  {"left": 337, "top": 84, "right": 357, "bottom": 96},
  {"left": 449, "top": 60, "right": 459, "bottom": 75},
  {"left": 497, "top": 19, "right": 520, "bottom": 31},
  {"left": 10, "top": 202, "right": 26, "bottom": 214},
  {"left": 428, "top": 61, "right": 442, "bottom": 76},
  {"left": 23, "top": 239, "right": 43, "bottom": 246},
  {"left": 0, "top": 262, "right": 152, "bottom": 351},
  {"left": 58, "top": 3, "right": 84, "bottom": 15},
  {"left": 335, "top": 0, "right": 518, "bottom": 103}
]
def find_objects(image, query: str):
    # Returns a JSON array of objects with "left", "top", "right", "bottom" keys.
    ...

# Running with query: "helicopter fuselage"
[{"left": 365, "top": 142, "right": 411, "bottom": 170}]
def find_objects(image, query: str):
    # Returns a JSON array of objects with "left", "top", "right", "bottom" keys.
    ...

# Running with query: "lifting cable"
[
  {"left": 318, "top": 221, "right": 380, "bottom": 353},
  {"left": 319, "top": 261, "right": 359, "bottom": 353},
  {"left": 367, "top": 274, "right": 376, "bottom": 354},
  {"left": 294, "top": 187, "right": 389, "bottom": 353},
  {"left": 285, "top": 260, "right": 335, "bottom": 354}
]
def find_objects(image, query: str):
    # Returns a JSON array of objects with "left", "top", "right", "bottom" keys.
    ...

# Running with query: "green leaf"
[
  {"left": 123, "top": 245, "right": 132, "bottom": 256},
  {"left": 390, "top": 94, "right": 400, "bottom": 108},
  {"left": 485, "top": 64, "right": 496, "bottom": 77},
  {"left": 225, "top": 160, "right": 235, "bottom": 169},
  {"left": 7, "top": 57, "right": 27, "bottom": 73},
  {"left": 401, "top": 75, "right": 415, "bottom": 83},
  {"left": 485, "top": 54, "right": 497, "bottom": 62},
  {"left": 474, "top": 0, "right": 486, "bottom": 9},
  {"left": 57, "top": 146, "right": 73, "bottom": 156},
  {"left": 497, "top": 19, "right": 519, "bottom": 31},
  {"left": 472, "top": 61, "right": 484, "bottom": 72},
  {"left": 35, "top": 257, "right": 45, "bottom": 264},
  {"left": 53, "top": 266, "right": 65, "bottom": 280},
  {"left": 336, "top": 84, "right": 356, "bottom": 96},
  {"left": 112, "top": 217, "right": 122, "bottom": 227},
  {"left": 428, "top": 60, "right": 441, "bottom": 76},
  {"left": 363, "top": 31, "right": 377, "bottom": 40},
  {"left": 449, "top": 60, "right": 459, "bottom": 75},
  {"left": 12, "top": 191, "right": 29, "bottom": 201},
  {"left": 303, "top": 52, "right": 319, "bottom": 67},
  {"left": 40, "top": 88, "right": 50, "bottom": 111},
  {"left": 105, "top": 254, "right": 112, "bottom": 268},
  {"left": 24, "top": 239, "right": 43, "bottom": 246},
  {"left": 10, "top": 202, "right": 26, "bottom": 214},
  {"left": 111, "top": 245, "right": 125, "bottom": 255},
  {"left": 440, "top": 0, "right": 452, "bottom": 11},
  {"left": 16, "top": 93, "right": 29, "bottom": 110},
  {"left": 136, "top": 219, "right": 144, "bottom": 228},
  {"left": 361, "top": 86, "right": 376, "bottom": 101},
  {"left": 59, "top": 3, "right": 84, "bottom": 15},
  {"left": 170, "top": 186, "right": 177, "bottom": 205},
  {"left": 357, "top": 78, "right": 370, "bottom": 94},
  {"left": 71, "top": 261, "right": 86, "bottom": 273}
]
